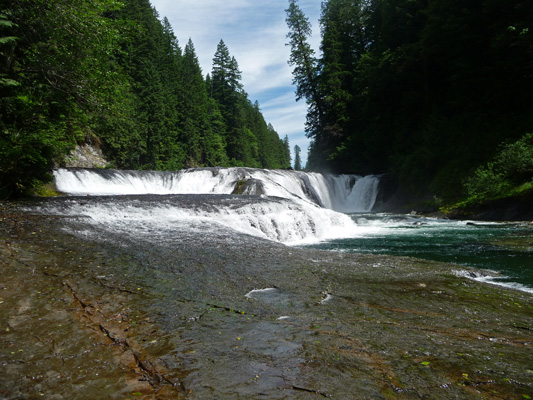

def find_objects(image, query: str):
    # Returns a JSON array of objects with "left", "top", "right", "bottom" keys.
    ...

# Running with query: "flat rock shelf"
[{"left": 1, "top": 202, "right": 532, "bottom": 399}]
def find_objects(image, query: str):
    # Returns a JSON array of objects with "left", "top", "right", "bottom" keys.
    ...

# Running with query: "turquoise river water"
[{"left": 304, "top": 213, "right": 533, "bottom": 294}]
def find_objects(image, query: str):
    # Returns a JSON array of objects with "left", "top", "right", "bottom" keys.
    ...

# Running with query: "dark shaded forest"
[
  {"left": 287, "top": 0, "right": 533, "bottom": 203},
  {"left": 0, "top": 0, "right": 291, "bottom": 198}
]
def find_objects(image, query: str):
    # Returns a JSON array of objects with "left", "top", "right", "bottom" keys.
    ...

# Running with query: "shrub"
[
  {"left": 464, "top": 133, "right": 533, "bottom": 198},
  {"left": 494, "top": 133, "right": 533, "bottom": 183}
]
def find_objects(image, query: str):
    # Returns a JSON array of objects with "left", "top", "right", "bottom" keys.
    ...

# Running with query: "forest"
[
  {"left": 286, "top": 0, "right": 533, "bottom": 204},
  {"left": 0, "top": 0, "right": 291, "bottom": 198}
]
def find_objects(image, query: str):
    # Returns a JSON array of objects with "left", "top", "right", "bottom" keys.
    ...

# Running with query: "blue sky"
[{"left": 148, "top": 0, "right": 322, "bottom": 167}]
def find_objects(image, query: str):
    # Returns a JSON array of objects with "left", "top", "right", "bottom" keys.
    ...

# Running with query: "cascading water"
[
  {"left": 27, "top": 167, "right": 533, "bottom": 293},
  {"left": 47, "top": 167, "right": 381, "bottom": 246},
  {"left": 53, "top": 167, "right": 380, "bottom": 213}
]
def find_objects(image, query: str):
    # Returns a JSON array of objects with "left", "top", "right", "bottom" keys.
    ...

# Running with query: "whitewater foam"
[
  {"left": 53, "top": 167, "right": 380, "bottom": 214},
  {"left": 454, "top": 270, "right": 533, "bottom": 294},
  {"left": 37, "top": 194, "right": 363, "bottom": 245},
  {"left": 46, "top": 168, "right": 383, "bottom": 245}
]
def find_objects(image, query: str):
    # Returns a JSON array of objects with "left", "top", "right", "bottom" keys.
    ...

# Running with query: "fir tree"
[
  {"left": 179, "top": 38, "right": 208, "bottom": 166},
  {"left": 282, "top": 135, "right": 292, "bottom": 167},
  {"left": 294, "top": 145, "right": 302, "bottom": 170},
  {"left": 292, "top": 0, "right": 533, "bottom": 198},
  {"left": 210, "top": 40, "right": 247, "bottom": 163},
  {"left": 285, "top": 0, "right": 323, "bottom": 139}
]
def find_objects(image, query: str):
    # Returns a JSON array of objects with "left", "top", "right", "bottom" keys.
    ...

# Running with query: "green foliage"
[
  {"left": 209, "top": 40, "right": 290, "bottom": 169},
  {"left": 30, "top": 182, "right": 62, "bottom": 197},
  {"left": 288, "top": 0, "right": 533, "bottom": 199},
  {"left": 0, "top": 0, "right": 125, "bottom": 197},
  {"left": 285, "top": 0, "right": 324, "bottom": 141},
  {"left": 464, "top": 133, "right": 533, "bottom": 198},
  {"left": 0, "top": 0, "right": 290, "bottom": 197},
  {"left": 492, "top": 133, "right": 533, "bottom": 183},
  {"left": 282, "top": 135, "right": 292, "bottom": 167}
]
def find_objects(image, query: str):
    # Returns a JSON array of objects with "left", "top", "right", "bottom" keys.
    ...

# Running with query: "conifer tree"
[
  {"left": 0, "top": 0, "right": 129, "bottom": 196},
  {"left": 285, "top": 0, "right": 323, "bottom": 138},
  {"left": 292, "top": 0, "right": 533, "bottom": 198},
  {"left": 211, "top": 40, "right": 234, "bottom": 103},
  {"left": 210, "top": 40, "right": 247, "bottom": 163},
  {"left": 294, "top": 145, "right": 302, "bottom": 170},
  {"left": 282, "top": 135, "right": 292, "bottom": 167},
  {"left": 179, "top": 38, "right": 206, "bottom": 166}
]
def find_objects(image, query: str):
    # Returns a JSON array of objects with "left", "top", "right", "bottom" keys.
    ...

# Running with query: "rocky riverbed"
[{"left": 1, "top": 201, "right": 532, "bottom": 399}]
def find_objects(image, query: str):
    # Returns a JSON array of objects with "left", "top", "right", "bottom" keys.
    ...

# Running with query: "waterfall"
[
  {"left": 53, "top": 167, "right": 380, "bottom": 213},
  {"left": 47, "top": 167, "right": 382, "bottom": 245},
  {"left": 39, "top": 195, "right": 361, "bottom": 245}
]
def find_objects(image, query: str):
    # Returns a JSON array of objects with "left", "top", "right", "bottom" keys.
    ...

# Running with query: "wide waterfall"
[
  {"left": 30, "top": 167, "right": 533, "bottom": 292},
  {"left": 48, "top": 168, "right": 381, "bottom": 245},
  {"left": 53, "top": 167, "right": 380, "bottom": 213}
]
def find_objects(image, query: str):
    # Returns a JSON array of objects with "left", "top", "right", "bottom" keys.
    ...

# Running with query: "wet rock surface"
[
  {"left": 1, "top": 201, "right": 532, "bottom": 399},
  {"left": 64, "top": 144, "right": 108, "bottom": 169}
]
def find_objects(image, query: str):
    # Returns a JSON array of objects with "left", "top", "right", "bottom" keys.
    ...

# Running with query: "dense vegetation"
[
  {"left": 286, "top": 0, "right": 533, "bottom": 202},
  {"left": 0, "top": 0, "right": 290, "bottom": 198},
  {"left": 464, "top": 133, "right": 533, "bottom": 200}
]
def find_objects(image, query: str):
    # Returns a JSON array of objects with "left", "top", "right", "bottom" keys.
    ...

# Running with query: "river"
[
  {"left": 306, "top": 213, "right": 533, "bottom": 294},
  {"left": 1, "top": 167, "right": 531, "bottom": 399},
  {"left": 52, "top": 167, "right": 533, "bottom": 293}
]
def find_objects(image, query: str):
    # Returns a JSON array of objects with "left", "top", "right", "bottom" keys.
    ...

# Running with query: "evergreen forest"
[
  {"left": 0, "top": 0, "right": 291, "bottom": 198},
  {"left": 286, "top": 0, "right": 533, "bottom": 203}
]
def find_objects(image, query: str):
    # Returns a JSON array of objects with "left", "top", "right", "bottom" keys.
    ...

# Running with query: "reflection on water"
[{"left": 304, "top": 213, "right": 533, "bottom": 293}]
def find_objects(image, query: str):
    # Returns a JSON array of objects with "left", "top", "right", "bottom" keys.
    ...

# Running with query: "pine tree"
[
  {"left": 178, "top": 38, "right": 207, "bottom": 166},
  {"left": 294, "top": 145, "right": 302, "bottom": 170},
  {"left": 285, "top": 0, "right": 323, "bottom": 139},
  {"left": 205, "top": 96, "right": 229, "bottom": 166},
  {"left": 318, "top": 0, "right": 367, "bottom": 139},
  {"left": 211, "top": 40, "right": 234, "bottom": 103},
  {"left": 210, "top": 40, "right": 247, "bottom": 164},
  {"left": 296, "top": 0, "right": 533, "bottom": 197},
  {"left": 0, "top": 0, "right": 294, "bottom": 197},
  {"left": 282, "top": 135, "right": 291, "bottom": 168}
]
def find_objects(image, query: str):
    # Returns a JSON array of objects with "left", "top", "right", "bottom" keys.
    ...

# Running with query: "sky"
[{"left": 148, "top": 0, "right": 322, "bottom": 167}]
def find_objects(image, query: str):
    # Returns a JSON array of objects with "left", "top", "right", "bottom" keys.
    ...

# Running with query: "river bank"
[
  {"left": 445, "top": 190, "right": 533, "bottom": 222},
  {"left": 1, "top": 201, "right": 532, "bottom": 399},
  {"left": 373, "top": 174, "right": 533, "bottom": 222}
]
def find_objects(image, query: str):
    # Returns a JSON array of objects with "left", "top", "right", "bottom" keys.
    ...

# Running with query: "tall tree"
[
  {"left": 316, "top": 0, "right": 372, "bottom": 171},
  {"left": 294, "top": 145, "right": 302, "bottom": 170},
  {"left": 210, "top": 40, "right": 247, "bottom": 163},
  {"left": 211, "top": 40, "right": 242, "bottom": 101},
  {"left": 296, "top": 0, "right": 533, "bottom": 199},
  {"left": 282, "top": 134, "right": 292, "bottom": 168},
  {"left": 178, "top": 38, "right": 208, "bottom": 166},
  {"left": 0, "top": 0, "right": 292, "bottom": 197},
  {"left": 285, "top": 0, "right": 323, "bottom": 139}
]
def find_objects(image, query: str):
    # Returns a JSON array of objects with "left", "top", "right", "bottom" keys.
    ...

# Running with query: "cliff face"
[{"left": 64, "top": 144, "right": 108, "bottom": 168}]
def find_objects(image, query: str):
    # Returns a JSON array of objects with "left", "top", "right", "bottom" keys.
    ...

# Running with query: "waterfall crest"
[
  {"left": 53, "top": 167, "right": 380, "bottom": 213},
  {"left": 48, "top": 167, "right": 382, "bottom": 245}
]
